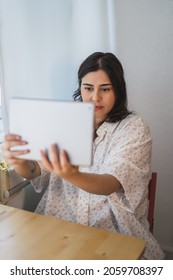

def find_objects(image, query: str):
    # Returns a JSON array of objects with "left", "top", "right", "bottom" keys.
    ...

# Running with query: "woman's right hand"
[{"left": 1, "top": 134, "right": 29, "bottom": 167}]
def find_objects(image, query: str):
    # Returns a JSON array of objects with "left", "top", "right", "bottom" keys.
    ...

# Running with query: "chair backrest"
[{"left": 148, "top": 172, "right": 157, "bottom": 233}]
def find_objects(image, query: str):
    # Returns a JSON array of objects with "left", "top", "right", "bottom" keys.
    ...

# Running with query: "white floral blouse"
[{"left": 31, "top": 114, "right": 164, "bottom": 259}]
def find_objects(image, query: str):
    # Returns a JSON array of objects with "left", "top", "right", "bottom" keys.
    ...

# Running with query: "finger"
[
  {"left": 2, "top": 140, "right": 28, "bottom": 151},
  {"left": 4, "top": 149, "right": 29, "bottom": 159},
  {"left": 49, "top": 144, "right": 60, "bottom": 167},
  {"left": 40, "top": 149, "right": 53, "bottom": 171},
  {"left": 4, "top": 134, "right": 22, "bottom": 141},
  {"left": 60, "top": 150, "right": 70, "bottom": 169}
]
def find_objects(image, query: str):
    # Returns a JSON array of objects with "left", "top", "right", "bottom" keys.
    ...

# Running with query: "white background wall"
[
  {"left": 114, "top": 0, "right": 173, "bottom": 254},
  {"left": 0, "top": 0, "right": 115, "bottom": 129}
]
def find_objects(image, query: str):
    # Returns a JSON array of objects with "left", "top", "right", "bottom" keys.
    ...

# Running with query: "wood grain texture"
[{"left": 0, "top": 204, "right": 145, "bottom": 260}]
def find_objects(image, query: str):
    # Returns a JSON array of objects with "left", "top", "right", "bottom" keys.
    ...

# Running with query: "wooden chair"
[{"left": 148, "top": 172, "right": 157, "bottom": 233}]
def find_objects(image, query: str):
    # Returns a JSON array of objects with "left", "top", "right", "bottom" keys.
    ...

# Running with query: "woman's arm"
[
  {"left": 40, "top": 144, "right": 121, "bottom": 195},
  {"left": 65, "top": 172, "right": 121, "bottom": 195},
  {"left": 13, "top": 160, "right": 41, "bottom": 180}
]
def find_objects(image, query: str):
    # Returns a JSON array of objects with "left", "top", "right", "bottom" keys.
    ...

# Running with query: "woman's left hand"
[{"left": 40, "top": 144, "right": 79, "bottom": 180}]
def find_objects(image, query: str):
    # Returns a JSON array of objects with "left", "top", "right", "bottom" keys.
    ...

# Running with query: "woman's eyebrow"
[
  {"left": 100, "top": 83, "right": 112, "bottom": 86},
  {"left": 82, "top": 83, "right": 93, "bottom": 86},
  {"left": 82, "top": 83, "right": 112, "bottom": 86}
]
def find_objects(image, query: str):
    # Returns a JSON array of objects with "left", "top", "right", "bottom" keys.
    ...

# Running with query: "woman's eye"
[
  {"left": 84, "top": 87, "right": 93, "bottom": 92},
  {"left": 102, "top": 88, "right": 110, "bottom": 92}
]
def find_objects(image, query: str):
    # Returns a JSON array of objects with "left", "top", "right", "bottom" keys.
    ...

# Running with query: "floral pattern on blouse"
[{"left": 31, "top": 114, "right": 164, "bottom": 259}]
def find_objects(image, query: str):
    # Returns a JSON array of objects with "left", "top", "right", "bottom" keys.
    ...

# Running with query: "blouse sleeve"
[{"left": 102, "top": 115, "right": 152, "bottom": 213}]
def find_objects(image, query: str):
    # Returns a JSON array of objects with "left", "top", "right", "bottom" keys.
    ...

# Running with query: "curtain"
[{"left": 0, "top": 0, "right": 117, "bottom": 132}]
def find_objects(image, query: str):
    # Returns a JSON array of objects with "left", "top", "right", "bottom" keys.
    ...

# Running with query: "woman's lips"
[{"left": 95, "top": 106, "right": 103, "bottom": 110}]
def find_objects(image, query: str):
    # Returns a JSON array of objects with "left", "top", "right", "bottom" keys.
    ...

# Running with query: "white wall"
[
  {"left": 0, "top": 0, "right": 116, "bottom": 130},
  {"left": 114, "top": 0, "right": 173, "bottom": 254}
]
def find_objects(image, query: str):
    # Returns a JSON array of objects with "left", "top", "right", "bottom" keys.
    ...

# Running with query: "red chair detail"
[{"left": 148, "top": 172, "right": 157, "bottom": 233}]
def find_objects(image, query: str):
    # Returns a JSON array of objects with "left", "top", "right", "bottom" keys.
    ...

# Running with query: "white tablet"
[{"left": 9, "top": 97, "right": 94, "bottom": 166}]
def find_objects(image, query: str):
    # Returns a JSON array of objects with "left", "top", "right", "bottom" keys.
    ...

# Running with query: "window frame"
[{"left": 0, "top": 90, "right": 4, "bottom": 146}]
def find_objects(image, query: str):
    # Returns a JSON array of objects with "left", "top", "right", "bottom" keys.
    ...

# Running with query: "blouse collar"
[{"left": 96, "top": 121, "right": 119, "bottom": 138}]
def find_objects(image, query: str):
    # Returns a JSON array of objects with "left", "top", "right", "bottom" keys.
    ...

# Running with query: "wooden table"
[{"left": 0, "top": 204, "right": 145, "bottom": 260}]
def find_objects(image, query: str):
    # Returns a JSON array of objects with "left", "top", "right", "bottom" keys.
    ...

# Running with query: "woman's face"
[{"left": 81, "top": 70, "right": 116, "bottom": 127}]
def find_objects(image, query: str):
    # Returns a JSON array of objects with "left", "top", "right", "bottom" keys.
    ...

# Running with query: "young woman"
[{"left": 2, "top": 52, "right": 164, "bottom": 259}]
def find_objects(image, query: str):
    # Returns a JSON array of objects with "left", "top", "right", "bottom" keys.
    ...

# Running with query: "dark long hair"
[{"left": 73, "top": 52, "right": 132, "bottom": 122}]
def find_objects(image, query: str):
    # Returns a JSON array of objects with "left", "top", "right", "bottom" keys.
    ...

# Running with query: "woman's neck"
[{"left": 95, "top": 117, "right": 105, "bottom": 130}]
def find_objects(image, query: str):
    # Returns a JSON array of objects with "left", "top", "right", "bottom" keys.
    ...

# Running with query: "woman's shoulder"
[
  {"left": 100, "top": 113, "right": 151, "bottom": 137},
  {"left": 118, "top": 113, "right": 151, "bottom": 131},
  {"left": 104, "top": 113, "right": 152, "bottom": 141}
]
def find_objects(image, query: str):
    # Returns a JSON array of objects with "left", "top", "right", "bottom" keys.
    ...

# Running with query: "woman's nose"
[{"left": 92, "top": 90, "right": 101, "bottom": 102}]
